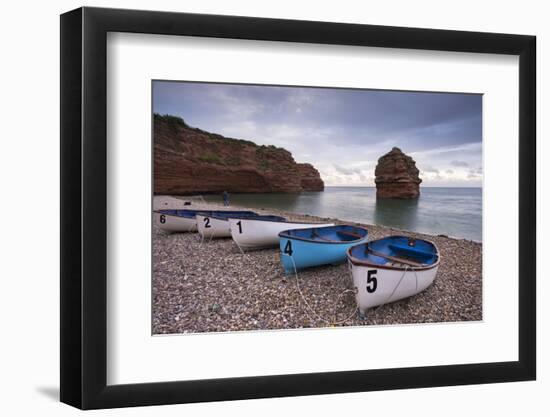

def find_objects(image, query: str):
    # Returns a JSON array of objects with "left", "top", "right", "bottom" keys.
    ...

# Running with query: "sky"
[{"left": 153, "top": 81, "right": 482, "bottom": 187}]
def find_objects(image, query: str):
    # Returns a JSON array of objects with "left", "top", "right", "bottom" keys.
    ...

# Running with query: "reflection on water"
[
  {"left": 223, "top": 192, "right": 304, "bottom": 212},
  {"left": 202, "top": 186, "right": 482, "bottom": 241},
  {"left": 373, "top": 198, "right": 419, "bottom": 232}
]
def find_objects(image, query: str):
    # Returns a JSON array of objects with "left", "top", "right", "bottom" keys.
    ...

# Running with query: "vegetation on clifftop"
[{"left": 154, "top": 113, "right": 260, "bottom": 148}]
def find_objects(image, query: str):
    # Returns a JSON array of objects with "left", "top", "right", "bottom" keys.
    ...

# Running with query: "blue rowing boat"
[{"left": 278, "top": 225, "right": 369, "bottom": 274}]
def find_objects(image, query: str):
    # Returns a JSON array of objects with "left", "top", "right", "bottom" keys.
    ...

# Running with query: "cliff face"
[
  {"left": 375, "top": 147, "right": 422, "bottom": 199},
  {"left": 296, "top": 163, "right": 325, "bottom": 191},
  {"left": 154, "top": 114, "right": 324, "bottom": 195}
]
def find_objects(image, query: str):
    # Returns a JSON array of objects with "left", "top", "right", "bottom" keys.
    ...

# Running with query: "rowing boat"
[
  {"left": 153, "top": 209, "right": 203, "bottom": 232},
  {"left": 195, "top": 211, "right": 262, "bottom": 238},
  {"left": 347, "top": 236, "right": 440, "bottom": 314},
  {"left": 229, "top": 217, "right": 334, "bottom": 250},
  {"left": 278, "top": 225, "right": 369, "bottom": 274},
  {"left": 155, "top": 209, "right": 254, "bottom": 233}
]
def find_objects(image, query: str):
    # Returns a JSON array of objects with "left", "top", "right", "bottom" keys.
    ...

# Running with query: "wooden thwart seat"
[
  {"left": 368, "top": 248, "right": 425, "bottom": 267},
  {"left": 387, "top": 243, "right": 433, "bottom": 259},
  {"left": 310, "top": 229, "right": 332, "bottom": 242},
  {"left": 336, "top": 230, "right": 363, "bottom": 240}
]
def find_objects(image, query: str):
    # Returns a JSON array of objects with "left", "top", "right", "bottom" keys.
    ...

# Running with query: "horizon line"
[{"left": 324, "top": 185, "right": 482, "bottom": 188}]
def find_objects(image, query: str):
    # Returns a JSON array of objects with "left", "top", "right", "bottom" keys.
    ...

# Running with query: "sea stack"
[{"left": 375, "top": 147, "right": 422, "bottom": 199}]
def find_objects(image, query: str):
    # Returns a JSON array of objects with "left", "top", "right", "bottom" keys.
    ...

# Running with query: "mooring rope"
[
  {"left": 288, "top": 255, "right": 357, "bottom": 326},
  {"left": 375, "top": 263, "right": 419, "bottom": 311},
  {"left": 198, "top": 228, "right": 216, "bottom": 248}
]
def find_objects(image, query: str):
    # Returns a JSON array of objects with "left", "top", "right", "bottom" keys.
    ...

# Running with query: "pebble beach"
[{"left": 152, "top": 196, "right": 482, "bottom": 334}]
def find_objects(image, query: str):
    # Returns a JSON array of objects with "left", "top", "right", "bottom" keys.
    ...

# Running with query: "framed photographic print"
[{"left": 60, "top": 6, "right": 536, "bottom": 409}]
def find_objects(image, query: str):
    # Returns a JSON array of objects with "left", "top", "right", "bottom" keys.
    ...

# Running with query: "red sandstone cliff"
[
  {"left": 375, "top": 147, "right": 422, "bottom": 199},
  {"left": 154, "top": 114, "right": 324, "bottom": 195}
]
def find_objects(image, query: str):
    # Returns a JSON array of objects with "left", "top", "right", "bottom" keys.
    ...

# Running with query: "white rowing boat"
[
  {"left": 153, "top": 210, "right": 200, "bottom": 233},
  {"left": 196, "top": 214, "right": 231, "bottom": 238},
  {"left": 347, "top": 236, "right": 440, "bottom": 315},
  {"left": 196, "top": 211, "right": 257, "bottom": 238},
  {"left": 229, "top": 217, "right": 334, "bottom": 250}
]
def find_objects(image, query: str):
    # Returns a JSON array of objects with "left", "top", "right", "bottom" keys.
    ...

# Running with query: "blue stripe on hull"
[{"left": 157, "top": 209, "right": 256, "bottom": 218}]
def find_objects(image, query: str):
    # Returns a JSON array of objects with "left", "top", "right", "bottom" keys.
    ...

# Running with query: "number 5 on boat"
[{"left": 347, "top": 236, "right": 440, "bottom": 315}]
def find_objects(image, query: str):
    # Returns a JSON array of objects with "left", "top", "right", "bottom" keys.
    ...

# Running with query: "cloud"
[
  {"left": 466, "top": 167, "right": 483, "bottom": 179},
  {"left": 451, "top": 160, "right": 469, "bottom": 167},
  {"left": 153, "top": 81, "right": 482, "bottom": 187},
  {"left": 445, "top": 169, "right": 454, "bottom": 174},
  {"left": 422, "top": 166, "right": 440, "bottom": 174},
  {"left": 333, "top": 164, "right": 362, "bottom": 176}
]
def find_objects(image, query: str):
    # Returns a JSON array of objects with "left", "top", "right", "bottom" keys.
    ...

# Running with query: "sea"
[{"left": 203, "top": 186, "right": 482, "bottom": 242}]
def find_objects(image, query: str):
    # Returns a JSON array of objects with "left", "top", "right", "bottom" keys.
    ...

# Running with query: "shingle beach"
[{"left": 152, "top": 196, "right": 482, "bottom": 334}]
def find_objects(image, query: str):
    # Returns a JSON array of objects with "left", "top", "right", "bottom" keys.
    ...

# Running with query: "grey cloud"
[
  {"left": 153, "top": 81, "right": 482, "bottom": 186},
  {"left": 333, "top": 164, "right": 362, "bottom": 176},
  {"left": 451, "top": 160, "right": 469, "bottom": 167},
  {"left": 422, "top": 166, "right": 440, "bottom": 174}
]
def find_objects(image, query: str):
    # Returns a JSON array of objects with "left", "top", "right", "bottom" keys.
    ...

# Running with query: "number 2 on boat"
[
  {"left": 366, "top": 270, "right": 377, "bottom": 293},
  {"left": 204, "top": 217, "right": 211, "bottom": 228}
]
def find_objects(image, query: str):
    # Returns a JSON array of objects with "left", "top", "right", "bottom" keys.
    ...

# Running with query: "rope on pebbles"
[{"left": 287, "top": 255, "right": 358, "bottom": 326}]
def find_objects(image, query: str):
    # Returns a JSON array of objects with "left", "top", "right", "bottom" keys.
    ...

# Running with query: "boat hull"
[
  {"left": 349, "top": 261, "right": 439, "bottom": 314},
  {"left": 153, "top": 211, "right": 197, "bottom": 232},
  {"left": 196, "top": 214, "right": 231, "bottom": 238},
  {"left": 229, "top": 218, "right": 334, "bottom": 250},
  {"left": 279, "top": 233, "right": 369, "bottom": 274}
]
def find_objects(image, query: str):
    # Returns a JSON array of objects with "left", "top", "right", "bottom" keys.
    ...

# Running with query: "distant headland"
[{"left": 153, "top": 114, "right": 324, "bottom": 195}]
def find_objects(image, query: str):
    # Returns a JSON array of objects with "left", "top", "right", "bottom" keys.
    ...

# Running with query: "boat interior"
[
  {"left": 158, "top": 209, "right": 257, "bottom": 218},
  {"left": 221, "top": 214, "right": 286, "bottom": 221},
  {"left": 280, "top": 225, "right": 368, "bottom": 243},
  {"left": 350, "top": 236, "right": 438, "bottom": 267},
  {"left": 209, "top": 211, "right": 274, "bottom": 220},
  {"left": 157, "top": 209, "right": 203, "bottom": 218}
]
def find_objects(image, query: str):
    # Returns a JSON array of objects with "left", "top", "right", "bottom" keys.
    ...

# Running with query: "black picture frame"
[{"left": 60, "top": 6, "right": 536, "bottom": 410}]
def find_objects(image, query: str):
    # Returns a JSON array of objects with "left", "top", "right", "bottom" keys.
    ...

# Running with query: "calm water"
[{"left": 204, "top": 187, "right": 482, "bottom": 242}]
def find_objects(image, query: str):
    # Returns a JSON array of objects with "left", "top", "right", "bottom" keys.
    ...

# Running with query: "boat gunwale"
[
  {"left": 347, "top": 235, "right": 441, "bottom": 271},
  {"left": 200, "top": 213, "right": 284, "bottom": 221},
  {"left": 229, "top": 217, "right": 334, "bottom": 225},
  {"left": 154, "top": 210, "right": 255, "bottom": 220},
  {"left": 278, "top": 225, "right": 369, "bottom": 245},
  {"left": 153, "top": 210, "right": 202, "bottom": 219}
]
